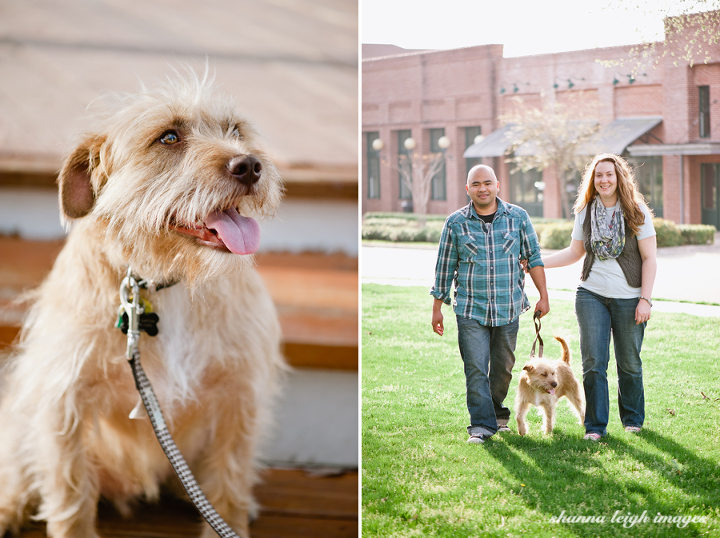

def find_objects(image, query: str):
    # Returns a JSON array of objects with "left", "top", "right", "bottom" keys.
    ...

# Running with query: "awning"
[
  {"left": 463, "top": 124, "right": 518, "bottom": 158},
  {"left": 576, "top": 116, "right": 662, "bottom": 156},
  {"left": 464, "top": 121, "right": 599, "bottom": 159},
  {"left": 627, "top": 142, "right": 720, "bottom": 156}
]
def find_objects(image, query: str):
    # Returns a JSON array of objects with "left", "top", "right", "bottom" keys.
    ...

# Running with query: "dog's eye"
[
  {"left": 231, "top": 126, "right": 243, "bottom": 140},
  {"left": 159, "top": 130, "right": 180, "bottom": 145},
  {"left": 542, "top": 373, "right": 548, "bottom": 377}
]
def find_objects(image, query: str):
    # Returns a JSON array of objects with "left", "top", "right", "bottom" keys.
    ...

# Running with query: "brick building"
[{"left": 362, "top": 12, "right": 720, "bottom": 228}]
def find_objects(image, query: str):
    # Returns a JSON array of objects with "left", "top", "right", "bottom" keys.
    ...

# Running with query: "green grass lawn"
[{"left": 362, "top": 284, "right": 720, "bottom": 537}]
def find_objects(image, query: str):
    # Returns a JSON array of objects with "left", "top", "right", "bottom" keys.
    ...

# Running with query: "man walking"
[{"left": 431, "top": 165, "right": 549, "bottom": 444}]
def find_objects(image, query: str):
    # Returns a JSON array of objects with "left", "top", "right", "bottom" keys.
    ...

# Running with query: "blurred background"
[{"left": 0, "top": 0, "right": 358, "bottom": 535}]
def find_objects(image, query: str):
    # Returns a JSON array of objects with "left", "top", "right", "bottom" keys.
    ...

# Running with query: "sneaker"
[
  {"left": 467, "top": 433, "right": 489, "bottom": 444},
  {"left": 583, "top": 433, "right": 602, "bottom": 441},
  {"left": 497, "top": 424, "right": 513, "bottom": 433},
  {"left": 625, "top": 426, "right": 642, "bottom": 433}
]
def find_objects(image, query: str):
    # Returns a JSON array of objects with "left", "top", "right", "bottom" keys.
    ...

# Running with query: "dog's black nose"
[
  {"left": 551, "top": 382, "right": 558, "bottom": 388},
  {"left": 227, "top": 155, "right": 262, "bottom": 186}
]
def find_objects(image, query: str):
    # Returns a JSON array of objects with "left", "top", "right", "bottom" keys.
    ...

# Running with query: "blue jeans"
[
  {"left": 575, "top": 287, "right": 646, "bottom": 436},
  {"left": 456, "top": 316, "right": 519, "bottom": 437}
]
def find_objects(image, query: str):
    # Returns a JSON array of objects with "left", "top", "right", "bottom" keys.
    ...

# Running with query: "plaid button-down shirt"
[{"left": 430, "top": 198, "right": 544, "bottom": 326}]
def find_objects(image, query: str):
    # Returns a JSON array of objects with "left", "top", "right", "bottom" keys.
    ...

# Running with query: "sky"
[{"left": 361, "top": 0, "right": 712, "bottom": 57}]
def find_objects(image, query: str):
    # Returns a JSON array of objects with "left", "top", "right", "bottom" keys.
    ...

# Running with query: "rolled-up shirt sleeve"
[
  {"left": 430, "top": 220, "right": 458, "bottom": 304},
  {"left": 520, "top": 215, "right": 544, "bottom": 269}
]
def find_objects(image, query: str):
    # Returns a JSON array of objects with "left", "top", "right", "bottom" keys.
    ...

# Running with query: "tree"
[
  {"left": 395, "top": 150, "right": 446, "bottom": 227},
  {"left": 604, "top": 2, "right": 720, "bottom": 71},
  {"left": 501, "top": 97, "right": 599, "bottom": 219}
]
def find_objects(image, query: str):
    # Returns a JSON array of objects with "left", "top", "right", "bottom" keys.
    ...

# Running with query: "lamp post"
[
  {"left": 368, "top": 138, "right": 383, "bottom": 200},
  {"left": 437, "top": 135, "right": 450, "bottom": 151},
  {"left": 401, "top": 137, "right": 416, "bottom": 213}
]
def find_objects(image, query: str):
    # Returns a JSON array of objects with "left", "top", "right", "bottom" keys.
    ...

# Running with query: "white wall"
[
  {"left": 260, "top": 369, "right": 358, "bottom": 468},
  {"left": 0, "top": 189, "right": 66, "bottom": 239},
  {"left": 0, "top": 188, "right": 358, "bottom": 256}
]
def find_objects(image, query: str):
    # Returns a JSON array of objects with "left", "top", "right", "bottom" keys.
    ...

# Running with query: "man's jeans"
[
  {"left": 575, "top": 287, "right": 646, "bottom": 436},
  {"left": 456, "top": 316, "right": 518, "bottom": 437}
]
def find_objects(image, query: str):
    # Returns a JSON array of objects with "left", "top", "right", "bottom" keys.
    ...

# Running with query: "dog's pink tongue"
[
  {"left": 206, "top": 208, "right": 260, "bottom": 255},
  {"left": 548, "top": 388, "right": 556, "bottom": 395}
]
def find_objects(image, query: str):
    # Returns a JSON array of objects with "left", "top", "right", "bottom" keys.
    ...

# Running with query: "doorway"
[{"left": 701, "top": 164, "right": 720, "bottom": 230}]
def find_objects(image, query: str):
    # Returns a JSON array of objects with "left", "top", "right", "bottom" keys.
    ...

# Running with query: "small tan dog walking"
[
  {"left": 0, "top": 71, "right": 285, "bottom": 538},
  {"left": 515, "top": 335, "right": 585, "bottom": 436}
]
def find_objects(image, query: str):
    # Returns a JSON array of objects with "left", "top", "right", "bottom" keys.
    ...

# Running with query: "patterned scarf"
[{"left": 590, "top": 195, "right": 625, "bottom": 260}]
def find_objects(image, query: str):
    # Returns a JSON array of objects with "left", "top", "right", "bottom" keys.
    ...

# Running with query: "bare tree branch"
[
  {"left": 599, "top": 3, "right": 720, "bottom": 73},
  {"left": 389, "top": 151, "right": 446, "bottom": 226},
  {"left": 501, "top": 97, "right": 599, "bottom": 218}
]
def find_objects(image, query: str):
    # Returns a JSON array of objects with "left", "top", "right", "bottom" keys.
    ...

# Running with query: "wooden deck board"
[{"left": 10, "top": 469, "right": 358, "bottom": 538}]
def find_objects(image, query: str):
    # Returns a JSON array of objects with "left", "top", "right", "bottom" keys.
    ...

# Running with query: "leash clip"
[{"left": 120, "top": 269, "right": 141, "bottom": 360}]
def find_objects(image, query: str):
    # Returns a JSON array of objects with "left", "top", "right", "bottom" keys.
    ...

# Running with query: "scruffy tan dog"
[
  {"left": 0, "top": 72, "right": 285, "bottom": 538},
  {"left": 515, "top": 336, "right": 585, "bottom": 436}
]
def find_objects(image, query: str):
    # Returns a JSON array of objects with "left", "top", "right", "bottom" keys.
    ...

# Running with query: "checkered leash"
[{"left": 120, "top": 271, "right": 240, "bottom": 538}]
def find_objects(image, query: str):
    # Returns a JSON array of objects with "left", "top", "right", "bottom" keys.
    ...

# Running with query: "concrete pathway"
[{"left": 361, "top": 235, "right": 720, "bottom": 317}]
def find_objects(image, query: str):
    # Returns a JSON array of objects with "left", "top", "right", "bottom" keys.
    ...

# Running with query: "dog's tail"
[{"left": 554, "top": 335, "right": 571, "bottom": 364}]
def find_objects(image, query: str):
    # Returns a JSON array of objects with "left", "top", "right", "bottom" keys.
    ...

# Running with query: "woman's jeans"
[
  {"left": 456, "top": 316, "right": 518, "bottom": 437},
  {"left": 575, "top": 287, "right": 646, "bottom": 436}
]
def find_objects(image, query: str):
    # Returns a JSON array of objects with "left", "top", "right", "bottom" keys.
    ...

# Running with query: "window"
[
  {"left": 509, "top": 167, "right": 544, "bottom": 217},
  {"left": 429, "top": 128, "right": 447, "bottom": 201},
  {"left": 700, "top": 86, "right": 710, "bottom": 139},
  {"left": 464, "top": 126, "right": 483, "bottom": 177},
  {"left": 365, "top": 132, "right": 380, "bottom": 199},
  {"left": 396, "top": 129, "right": 412, "bottom": 200},
  {"left": 628, "top": 156, "right": 663, "bottom": 218}
]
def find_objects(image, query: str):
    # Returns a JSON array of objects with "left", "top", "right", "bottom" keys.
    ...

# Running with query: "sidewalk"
[{"left": 361, "top": 234, "right": 720, "bottom": 317}]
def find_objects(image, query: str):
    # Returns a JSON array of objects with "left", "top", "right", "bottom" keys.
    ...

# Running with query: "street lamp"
[
  {"left": 371, "top": 138, "right": 384, "bottom": 151},
  {"left": 437, "top": 136, "right": 450, "bottom": 150},
  {"left": 474, "top": 134, "right": 485, "bottom": 145},
  {"left": 403, "top": 137, "right": 416, "bottom": 151}
]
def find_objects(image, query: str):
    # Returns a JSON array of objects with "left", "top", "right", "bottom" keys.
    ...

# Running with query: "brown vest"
[{"left": 581, "top": 207, "right": 642, "bottom": 288}]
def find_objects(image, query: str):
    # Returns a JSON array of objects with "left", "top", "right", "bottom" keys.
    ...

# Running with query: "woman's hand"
[{"left": 635, "top": 298, "right": 652, "bottom": 324}]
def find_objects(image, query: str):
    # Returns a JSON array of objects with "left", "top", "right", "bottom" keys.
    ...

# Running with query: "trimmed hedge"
[
  {"left": 361, "top": 213, "right": 717, "bottom": 248},
  {"left": 537, "top": 222, "right": 575, "bottom": 250},
  {"left": 363, "top": 212, "right": 448, "bottom": 223},
  {"left": 678, "top": 223, "right": 716, "bottom": 245},
  {"left": 653, "top": 218, "right": 683, "bottom": 247},
  {"left": 362, "top": 217, "right": 444, "bottom": 243}
]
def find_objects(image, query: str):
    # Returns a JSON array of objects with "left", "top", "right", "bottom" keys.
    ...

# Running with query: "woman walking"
[{"left": 542, "top": 153, "right": 657, "bottom": 441}]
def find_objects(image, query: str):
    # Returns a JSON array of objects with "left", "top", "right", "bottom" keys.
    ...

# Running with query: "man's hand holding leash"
[
  {"left": 521, "top": 258, "right": 550, "bottom": 319},
  {"left": 432, "top": 298, "right": 445, "bottom": 336},
  {"left": 524, "top": 259, "right": 550, "bottom": 319}
]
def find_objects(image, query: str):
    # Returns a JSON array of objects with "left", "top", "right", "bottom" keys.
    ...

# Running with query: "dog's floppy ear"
[
  {"left": 522, "top": 364, "right": 534, "bottom": 373},
  {"left": 58, "top": 135, "right": 107, "bottom": 219}
]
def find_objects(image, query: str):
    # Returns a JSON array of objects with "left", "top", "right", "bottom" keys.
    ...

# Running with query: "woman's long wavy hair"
[{"left": 573, "top": 153, "right": 653, "bottom": 236}]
